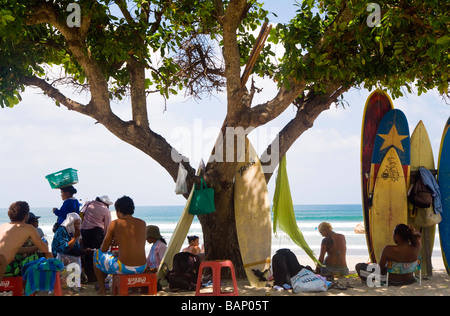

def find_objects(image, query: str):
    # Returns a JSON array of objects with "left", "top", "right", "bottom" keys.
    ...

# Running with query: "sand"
[
  {"left": 41, "top": 269, "right": 448, "bottom": 297},
  {"left": 24, "top": 255, "right": 449, "bottom": 297}
]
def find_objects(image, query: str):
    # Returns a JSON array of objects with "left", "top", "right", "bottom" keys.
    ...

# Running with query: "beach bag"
[
  {"left": 290, "top": 268, "right": 328, "bottom": 293},
  {"left": 414, "top": 206, "right": 442, "bottom": 227},
  {"left": 175, "top": 163, "right": 188, "bottom": 195},
  {"left": 188, "top": 177, "right": 215, "bottom": 215},
  {"left": 408, "top": 173, "right": 433, "bottom": 208},
  {"left": 167, "top": 252, "right": 199, "bottom": 291},
  {"left": 272, "top": 249, "right": 303, "bottom": 286}
]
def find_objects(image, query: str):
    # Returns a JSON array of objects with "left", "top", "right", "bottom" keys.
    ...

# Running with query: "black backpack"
[
  {"left": 272, "top": 248, "right": 305, "bottom": 286},
  {"left": 167, "top": 252, "right": 199, "bottom": 291}
]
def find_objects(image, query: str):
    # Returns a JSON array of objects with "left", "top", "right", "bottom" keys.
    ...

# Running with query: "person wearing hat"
[
  {"left": 145, "top": 225, "right": 167, "bottom": 273},
  {"left": 80, "top": 195, "right": 113, "bottom": 282},
  {"left": 15, "top": 212, "right": 48, "bottom": 257},
  {"left": 27, "top": 212, "right": 45, "bottom": 240}
]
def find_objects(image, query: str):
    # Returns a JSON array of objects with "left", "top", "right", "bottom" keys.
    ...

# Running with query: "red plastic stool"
[
  {"left": 53, "top": 272, "right": 62, "bottom": 296},
  {"left": 195, "top": 260, "right": 239, "bottom": 296},
  {"left": 0, "top": 277, "right": 23, "bottom": 296},
  {"left": 112, "top": 273, "right": 157, "bottom": 296}
]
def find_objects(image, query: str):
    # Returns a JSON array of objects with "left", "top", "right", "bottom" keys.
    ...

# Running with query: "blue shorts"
[{"left": 94, "top": 249, "right": 146, "bottom": 274}]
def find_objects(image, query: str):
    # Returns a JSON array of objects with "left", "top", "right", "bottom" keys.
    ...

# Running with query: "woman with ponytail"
[
  {"left": 356, "top": 224, "right": 422, "bottom": 286},
  {"left": 377, "top": 224, "right": 422, "bottom": 285}
]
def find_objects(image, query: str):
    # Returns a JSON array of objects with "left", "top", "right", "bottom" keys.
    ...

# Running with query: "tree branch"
[
  {"left": 26, "top": 2, "right": 110, "bottom": 115},
  {"left": 214, "top": 0, "right": 225, "bottom": 19},
  {"left": 149, "top": 1, "right": 171, "bottom": 34},
  {"left": 114, "top": 0, "right": 135, "bottom": 25},
  {"left": 23, "top": 75, "right": 196, "bottom": 192},
  {"left": 222, "top": 0, "right": 249, "bottom": 115},
  {"left": 240, "top": 77, "right": 306, "bottom": 128},
  {"left": 261, "top": 83, "right": 349, "bottom": 182},
  {"left": 127, "top": 58, "right": 150, "bottom": 130},
  {"left": 235, "top": 1, "right": 354, "bottom": 131},
  {"left": 22, "top": 76, "right": 92, "bottom": 116}
]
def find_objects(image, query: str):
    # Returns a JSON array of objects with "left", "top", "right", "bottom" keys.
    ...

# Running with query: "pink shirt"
[
  {"left": 146, "top": 240, "right": 167, "bottom": 269},
  {"left": 80, "top": 200, "right": 111, "bottom": 232}
]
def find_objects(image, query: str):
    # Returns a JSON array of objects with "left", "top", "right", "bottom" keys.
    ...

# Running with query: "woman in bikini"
[
  {"left": 356, "top": 224, "right": 422, "bottom": 286},
  {"left": 316, "top": 222, "right": 349, "bottom": 277},
  {"left": 379, "top": 224, "right": 421, "bottom": 285}
]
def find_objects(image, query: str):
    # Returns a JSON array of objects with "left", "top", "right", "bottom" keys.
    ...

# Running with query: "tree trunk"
[{"left": 198, "top": 180, "right": 246, "bottom": 278}]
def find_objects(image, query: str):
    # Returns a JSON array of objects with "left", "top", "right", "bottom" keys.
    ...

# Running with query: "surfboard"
[
  {"left": 368, "top": 108, "right": 410, "bottom": 261},
  {"left": 234, "top": 139, "right": 271, "bottom": 287},
  {"left": 370, "top": 108, "right": 411, "bottom": 191},
  {"left": 409, "top": 121, "right": 435, "bottom": 276},
  {"left": 157, "top": 171, "right": 198, "bottom": 282},
  {"left": 438, "top": 117, "right": 450, "bottom": 276},
  {"left": 361, "top": 90, "right": 394, "bottom": 262},
  {"left": 371, "top": 147, "right": 409, "bottom": 262}
]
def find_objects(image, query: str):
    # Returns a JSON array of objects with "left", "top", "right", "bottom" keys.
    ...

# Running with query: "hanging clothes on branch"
[{"left": 272, "top": 155, "right": 320, "bottom": 266}]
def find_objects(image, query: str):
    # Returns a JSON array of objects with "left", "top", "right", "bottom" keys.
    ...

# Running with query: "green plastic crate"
[{"left": 45, "top": 168, "right": 78, "bottom": 189}]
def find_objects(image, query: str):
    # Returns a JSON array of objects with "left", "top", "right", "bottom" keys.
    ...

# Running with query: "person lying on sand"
[{"left": 0, "top": 201, "right": 53, "bottom": 282}]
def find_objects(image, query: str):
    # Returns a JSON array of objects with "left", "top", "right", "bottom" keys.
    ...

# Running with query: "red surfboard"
[{"left": 360, "top": 90, "right": 393, "bottom": 262}]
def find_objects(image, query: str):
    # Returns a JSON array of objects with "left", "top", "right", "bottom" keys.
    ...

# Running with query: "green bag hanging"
[{"left": 189, "top": 177, "right": 215, "bottom": 215}]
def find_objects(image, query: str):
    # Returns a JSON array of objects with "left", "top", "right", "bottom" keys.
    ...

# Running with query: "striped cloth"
[{"left": 22, "top": 258, "right": 64, "bottom": 296}]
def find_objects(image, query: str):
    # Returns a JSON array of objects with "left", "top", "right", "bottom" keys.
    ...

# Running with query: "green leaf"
[
  {"left": 436, "top": 35, "right": 450, "bottom": 45},
  {"left": 338, "top": 21, "right": 347, "bottom": 31},
  {"left": 2, "top": 15, "right": 14, "bottom": 22}
]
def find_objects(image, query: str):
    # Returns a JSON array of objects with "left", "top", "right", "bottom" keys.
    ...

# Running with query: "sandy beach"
[
  {"left": 65, "top": 270, "right": 449, "bottom": 297},
  {"left": 26, "top": 255, "right": 449, "bottom": 297}
]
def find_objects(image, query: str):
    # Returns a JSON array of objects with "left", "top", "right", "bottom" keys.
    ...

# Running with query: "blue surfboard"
[{"left": 438, "top": 117, "right": 450, "bottom": 276}]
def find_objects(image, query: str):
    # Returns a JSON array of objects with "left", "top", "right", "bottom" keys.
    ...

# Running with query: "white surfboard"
[{"left": 234, "top": 140, "right": 271, "bottom": 287}]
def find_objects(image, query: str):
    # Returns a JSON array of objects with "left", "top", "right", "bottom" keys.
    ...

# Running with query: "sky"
[{"left": 0, "top": 1, "right": 449, "bottom": 208}]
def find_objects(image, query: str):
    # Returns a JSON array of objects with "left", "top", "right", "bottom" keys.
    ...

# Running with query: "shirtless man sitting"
[
  {"left": 0, "top": 201, "right": 53, "bottom": 282},
  {"left": 94, "top": 196, "right": 147, "bottom": 294},
  {"left": 316, "top": 222, "right": 349, "bottom": 277}
]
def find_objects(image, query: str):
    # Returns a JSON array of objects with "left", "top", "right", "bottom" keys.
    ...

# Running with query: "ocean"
[{"left": 0, "top": 204, "right": 442, "bottom": 267}]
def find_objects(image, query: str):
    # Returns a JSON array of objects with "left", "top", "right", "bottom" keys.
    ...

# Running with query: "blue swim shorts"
[{"left": 94, "top": 249, "right": 146, "bottom": 275}]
